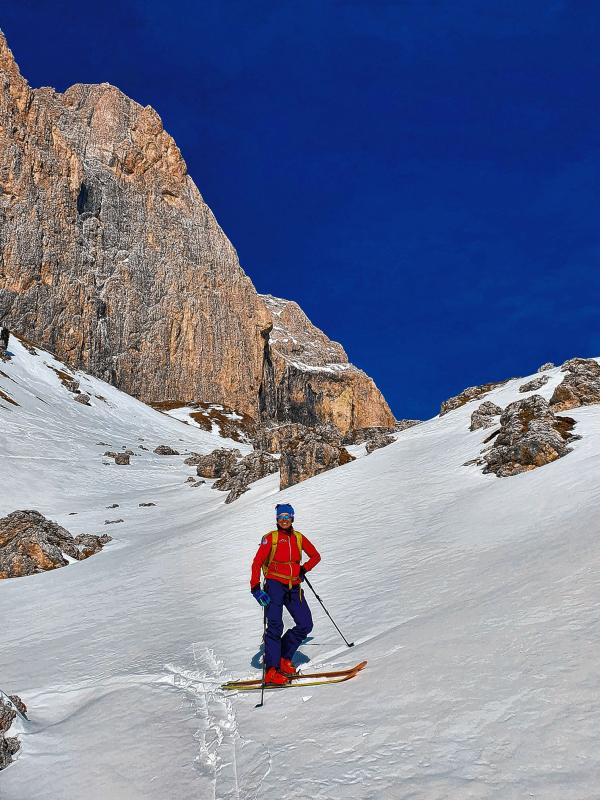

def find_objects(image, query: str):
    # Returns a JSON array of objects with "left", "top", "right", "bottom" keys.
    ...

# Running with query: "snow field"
[{"left": 1, "top": 342, "right": 600, "bottom": 798}]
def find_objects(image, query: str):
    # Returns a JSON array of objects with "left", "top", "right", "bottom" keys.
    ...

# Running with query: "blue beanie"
[{"left": 276, "top": 503, "right": 294, "bottom": 518}]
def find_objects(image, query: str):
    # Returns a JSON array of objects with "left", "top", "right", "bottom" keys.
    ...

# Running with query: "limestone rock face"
[
  {"left": 549, "top": 358, "right": 600, "bottom": 411},
  {"left": 259, "top": 295, "right": 395, "bottom": 434},
  {"left": 470, "top": 401, "right": 502, "bottom": 431},
  {"left": 481, "top": 395, "right": 578, "bottom": 477},
  {"left": 0, "top": 510, "right": 111, "bottom": 578},
  {"left": 0, "top": 33, "right": 394, "bottom": 432}
]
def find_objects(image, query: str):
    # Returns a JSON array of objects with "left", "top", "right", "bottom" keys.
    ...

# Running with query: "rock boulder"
[
  {"left": 279, "top": 427, "right": 355, "bottom": 489},
  {"left": 195, "top": 448, "right": 241, "bottom": 479},
  {"left": 481, "top": 395, "right": 579, "bottom": 477},
  {"left": 213, "top": 451, "right": 279, "bottom": 504},
  {"left": 0, "top": 510, "right": 111, "bottom": 579},
  {"left": 549, "top": 358, "right": 600, "bottom": 411},
  {"left": 519, "top": 375, "right": 549, "bottom": 393},
  {"left": 470, "top": 401, "right": 503, "bottom": 431}
]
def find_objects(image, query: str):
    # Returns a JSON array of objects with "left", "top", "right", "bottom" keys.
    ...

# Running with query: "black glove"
[{"left": 299, "top": 566, "right": 307, "bottom": 582}]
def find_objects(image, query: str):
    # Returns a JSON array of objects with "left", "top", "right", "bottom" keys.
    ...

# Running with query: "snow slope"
[{"left": 1, "top": 339, "right": 600, "bottom": 799}]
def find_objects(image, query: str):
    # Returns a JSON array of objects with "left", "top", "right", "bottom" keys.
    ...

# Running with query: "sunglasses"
[{"left": 277, "top": 514, "right": 293, "bottom": 521}]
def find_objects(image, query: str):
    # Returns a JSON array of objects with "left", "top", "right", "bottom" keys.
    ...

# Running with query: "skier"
[{"left": 250, "top": 503, "right": 321, "bottom": 686}]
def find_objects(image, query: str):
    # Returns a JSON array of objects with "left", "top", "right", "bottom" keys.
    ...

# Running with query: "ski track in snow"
[{"left": 164, "top": 645, "right": 272, "bottom": 800}]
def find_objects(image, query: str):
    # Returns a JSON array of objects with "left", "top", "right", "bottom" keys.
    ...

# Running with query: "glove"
[
  {"left": 299, "top": 566, "right": 307, "bottom": 582},
  {"left": 251, "top": 584, "right": 270, "bottom": 607}
]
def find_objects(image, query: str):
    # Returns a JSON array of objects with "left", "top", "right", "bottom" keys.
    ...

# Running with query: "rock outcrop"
[
  {"left": 480, "top": 395, "right": 578, "bottom": 477},
  {"left": 549, "top": 358, "right": 600, "bottom": 411},
  {"left": 519, "top": 374, "right": 549, "bottom": 393},
  {"left": 279, "top": 426, "right": 355, "bottom": 489},
  {"left": 213, "top": 451, "right": 279, "bottom": 504},
  {"left": 0, "top": 510, "right": 111, "bottom": 578},
  {"left": 440, "top": 380, "right": 508, "bottom": 416},
  {"left": 538, "top": 362, "right": 555, "bottom": 372},
  {"left": 259, "top": 295, "right": 395, "bottom": 434},
  {"left": 194, "top": 448, "right": 241, "bottom": 479},
  {"left": 395, "top": 419, "right": 422, "bottom": 432},
  {"left": 0, "top": 33, "right": 394, "bottom": 434},
  {"left": 470, "top": 401, "right": 502, "bottom": 431},
  {"left": 365, "top": 432, "right": 395, "bottom": 453},
  {"left": 0, "top": 694, "right": 25, "bottom": 770}
]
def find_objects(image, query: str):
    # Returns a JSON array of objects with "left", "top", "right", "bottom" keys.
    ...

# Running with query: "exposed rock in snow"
[
  {"left": 519, "top": 374, "right": 549, "bottom": 393},
  {"left": 279, "top": 426, "right": 355, "bottom": 489},
  {"left": 538, "top": 362, "right": 555, "bottom": 372},
  {"left": 0, "top": 327, "right": 9, "bottom": 359},
  {"left": 342, "top": 426, "right": 395, "bottom": 446},
  {"left": 194, "top": 448, "right": 241, "bottom": 479},
  {"left": 74, "top": 393, "right": 91, "bottom": 406},
  {"left": 470, "top": 401, "right": 503, "bottom": 431},
  {"left": 0, "top": 510, "right": 111, "bottom": 579},
  {"left": 153, "top": 445, "right": 180, "bottom": 456},
  {"left": 481, "top": 395, "right": 579, "bottom": 477},
  {"left": 213, "top": 451, "right": 279, "bottom": 503},
  {"left": 439, "top": 379, "right": 508, "bottom": 416},
  {"left": 154, "top": 401, "right": 256, "bottom": 444},
  {"left": 0, "top": 694, "right": 25, "bottom": 770},
  {"left": 395, "top": 419, "right": 422, "bottom": 432},
  {"left": 114, "top": 453, "right": 130, "bottom": 465},
  {"left": 365, "top": 432, "right": 395, "bottom": 453},
  {"left": 254, "top": 422, "right": 341, "bottom": 454},
  {"left": 549, "top": 358, "right": 600, "bottom": 411}
]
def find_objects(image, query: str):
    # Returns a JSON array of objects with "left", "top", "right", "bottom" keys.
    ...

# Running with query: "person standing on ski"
[{"left": 250, "top": 503, "right": 321, "bottom": 685}]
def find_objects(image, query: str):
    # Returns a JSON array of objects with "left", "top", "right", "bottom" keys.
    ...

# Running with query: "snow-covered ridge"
[{"left": 1, "top": 340, "right": 600, "bottom": 798}]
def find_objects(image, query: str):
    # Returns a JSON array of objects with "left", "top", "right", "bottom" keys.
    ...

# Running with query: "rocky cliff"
[
  {"left": 260, "top": 295, "right": 395, "bottom": 433},
  {"left": 0, "top": 32, "right": 394, "bottom": 431}
]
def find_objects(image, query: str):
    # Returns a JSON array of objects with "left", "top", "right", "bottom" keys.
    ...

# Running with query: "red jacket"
[{"left": 251, "top": 528, "right": 321, "bottom": 588}]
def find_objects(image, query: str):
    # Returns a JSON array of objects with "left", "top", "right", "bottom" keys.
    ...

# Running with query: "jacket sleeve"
[
  {"left": 301, "top": 534, "right": 321, "bottom": 574},
  {"left": 250, "top": 533, "right": 272, "bottom": 588}
]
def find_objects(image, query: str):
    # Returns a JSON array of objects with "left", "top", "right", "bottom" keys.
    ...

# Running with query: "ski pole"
[
  {"left": 255, "top": 607, "right": 268, "bottom": 709},
  {"left": 303, "top": 576, "right": 354, "bottom": 648}
]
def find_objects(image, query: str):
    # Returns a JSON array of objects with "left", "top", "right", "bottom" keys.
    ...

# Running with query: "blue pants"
[{"left": 264, "top": 579, "right": 313, "bottom": 668}]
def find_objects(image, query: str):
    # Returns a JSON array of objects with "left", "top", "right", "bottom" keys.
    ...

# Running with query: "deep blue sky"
[{"left": 3, "top": 1, "right": 600, "bottom": 419}]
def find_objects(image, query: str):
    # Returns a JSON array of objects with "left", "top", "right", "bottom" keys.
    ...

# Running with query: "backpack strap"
[{"left": 262, "top": 530, "right": 279, "bottom": 579}]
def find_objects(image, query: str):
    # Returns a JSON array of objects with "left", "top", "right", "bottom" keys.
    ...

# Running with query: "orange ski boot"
[
  {"left": 279, "top": 658, "right": 297, "bottom": 676},
  {"left": 264, "top": 667, "right": 289, "bottom": 686}
]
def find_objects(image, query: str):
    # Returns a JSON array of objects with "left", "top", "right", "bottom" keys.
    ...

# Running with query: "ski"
[{"left": 221, "top": 659, "right": 367, "bottom": 691}]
